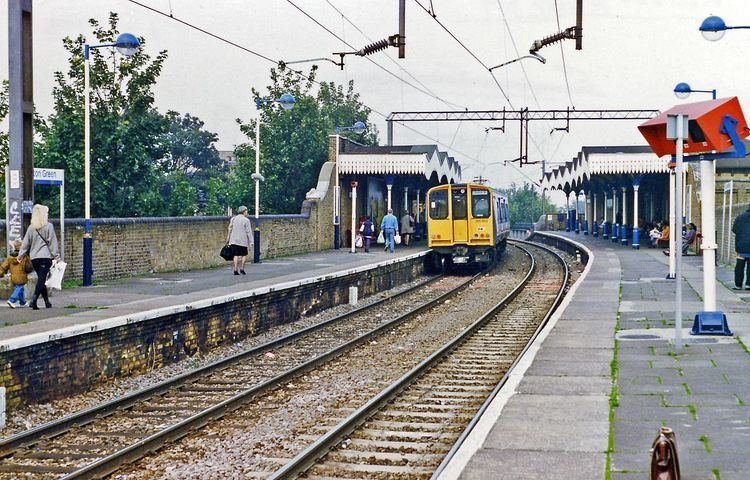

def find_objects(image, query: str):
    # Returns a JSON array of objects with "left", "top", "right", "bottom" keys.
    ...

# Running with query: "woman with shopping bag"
[{"left": 18, "top": 204, "right": 60, "bottom": 309}]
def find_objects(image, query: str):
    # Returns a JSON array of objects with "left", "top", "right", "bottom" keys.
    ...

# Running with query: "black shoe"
[
  {"left": 233, "top": 271, "right": 240, "bottom": 275},
  {"left": 745, "top": 286, "right": 750, "bottom": 291},
  {"left": 29, "top": 294, "right": 39, "bottom": 310},
  {"left": 240, "top": 270, "right": 246, "bottom": 275}
]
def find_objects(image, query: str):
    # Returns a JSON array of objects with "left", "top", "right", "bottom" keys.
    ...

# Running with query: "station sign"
[{"left": 33, "top": 168, "right": 65, "bottom": 186}]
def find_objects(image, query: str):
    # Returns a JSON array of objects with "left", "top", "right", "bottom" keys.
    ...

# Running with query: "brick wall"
[
  {"left": 0, "top": 164, "right": 336, "bottom": 283},
  {"left": 0, "top": 253, "right": 427, "bottom": 408}
]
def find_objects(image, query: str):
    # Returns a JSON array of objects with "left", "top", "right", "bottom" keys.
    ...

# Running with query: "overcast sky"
[{"left": 2, "top": 0, "right": 749, "bottom": 191}]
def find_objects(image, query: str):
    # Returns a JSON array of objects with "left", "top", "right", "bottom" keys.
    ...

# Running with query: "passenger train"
[{"left": 426, "top": 183, "right": 510, "bottom": 268}]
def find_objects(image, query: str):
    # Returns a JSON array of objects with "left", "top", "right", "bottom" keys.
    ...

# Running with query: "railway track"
[
  {"left": 268, "top": 240, "right": 569, "bottom": 480},
  {"left": 0, "top": 271, "right": 479, "bottom": 479}
]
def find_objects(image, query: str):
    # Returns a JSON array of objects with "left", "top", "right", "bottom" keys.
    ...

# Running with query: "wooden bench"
[{"left": 687, "top": 232, "right": 702, "bottom": 256}]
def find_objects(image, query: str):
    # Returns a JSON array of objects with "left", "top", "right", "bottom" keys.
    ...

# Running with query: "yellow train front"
[{"left": 426, "top": 183, "right": 510, "bottom": 267}]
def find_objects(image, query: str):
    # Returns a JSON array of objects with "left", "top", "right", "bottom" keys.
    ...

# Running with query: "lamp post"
[
  {"left": 333, "top": 122, "right": 367, "bottom": 250},
  {"left": 83, "top": 33, "right": 140, "bottom": 286},
  {"left": 253, "top": 93, "right": 295, "bottom": 263},
  {"left": 699, "top": 15, "right": 750, "bottom": 41},
  {"left": 674, "top": 82, "right": 716, "bottom": 100}
]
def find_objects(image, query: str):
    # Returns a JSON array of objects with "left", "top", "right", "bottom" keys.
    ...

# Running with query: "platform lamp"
[
  {"left": 674, "top": 82, "right": 716, "bottom": 100},
  {"left": 674, "top": 82, "right": 717, "bottom": 233},
  {"left": 252, "top": 92, "right": 295, "bottom": 263},
  {"left": 333, "top": 121, "right": 367, "bottom": 250},
  {"left": 699, "top": 15, "right": 750, "bottom": 41},
  {"left": 639, "top": 97, "right": 747, "bottom": 343},
  {"left": 83, "top": 33, "right": 140, "bottom": 286}
]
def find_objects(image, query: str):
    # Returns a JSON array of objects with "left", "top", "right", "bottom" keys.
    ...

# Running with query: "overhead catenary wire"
[
  {"left": 126, "top": 0, "right": 486, "bottom": 167},
  {"left": 322, "top": 0, "right": 491, "bottom": 143},
  {"left": 127, "top": 0, "right": 277, "bottom": 64},
  {"left": 412, "top": 0, "right": 512, "bottom": 106},
  {"left": 554, "top": 0, "right": 575, "bottom": 107},
  {"left": 412, "top": 0, "right": 553, "bottom": 166},
  {"left": 294, "top": 0, "right": 493, "bottom": 157},
  {"left": 322, "top": 0, "right": 451, "bottom": 106},
  {"left": 494, "top": 0, "right": 542, "bottom": 108},
  {"left": 284, "top": 0, "right": 468, "bottom": 110},
  {"left": 493, "top": 0, "right": 558, "bottom": 163},
  {"left": 312, "top": 0, "right": 550, "bottom": 180}
]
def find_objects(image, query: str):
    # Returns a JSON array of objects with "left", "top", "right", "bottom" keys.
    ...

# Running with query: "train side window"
[
  {"left": 471, "top": 189, "right": 490, "bottom": 218},
  {"left": 452, "top": 188, "right": 468, "bottom": 219},
  {"left": 429, "top": 189, "right": 449, "bottom": 219},
  {"left": 502, "top": 203, "right": 510, "bottom": 222}
]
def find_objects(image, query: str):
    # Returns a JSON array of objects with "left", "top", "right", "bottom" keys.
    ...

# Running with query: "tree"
[
  {"left": 500, "top": 182, "right": 557, "bottom": 224},
  {"left": 229, "top": 64, "right": 378, "bottom": 214},
  {"left": 159, "top": 110, "right": 222, "bottom": 179},
  {"left": 35, "top": 13, "right": 169, "bottom": 217}
]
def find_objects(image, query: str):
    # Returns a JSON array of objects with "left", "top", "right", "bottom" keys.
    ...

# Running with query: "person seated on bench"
[
  {"left": 651, "top": 221, "right": 670, "bottom": 248},
  {"left": 648, "top": 223, "right": 662, "bottom": 247},
  {"left": 682, "top": 223, "right": 697, "bottom": 255}
]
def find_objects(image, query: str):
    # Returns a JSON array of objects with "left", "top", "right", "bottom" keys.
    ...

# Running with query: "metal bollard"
[{"left": 650, "top": 426, "right": 680, "bottom": 480}]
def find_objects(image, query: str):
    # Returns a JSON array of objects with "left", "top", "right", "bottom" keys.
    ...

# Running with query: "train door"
[
  {"left": 428, "top": 187, "right": 452, "bottom": 245},
  {"left": 452, "top": 186, "right": 469, "bottom": 243},
  {"left": 469, "top": 187, "right": 491, "bottom": 243}
]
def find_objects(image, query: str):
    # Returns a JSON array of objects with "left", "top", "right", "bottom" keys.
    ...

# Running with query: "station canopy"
[
  {"left": 542, "top": 146, "right": 669, "bottom": 192},
  {"left": 338, "top": 143, "right": 462, "bottom": 183}
]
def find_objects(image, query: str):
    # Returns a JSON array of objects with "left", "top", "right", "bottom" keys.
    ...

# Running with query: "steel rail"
[
  {"left": 268, "top": 243, "right": 542, "bottom": 480},
  {"left": 0, "top": 272, "right": 443, "bottom": 458},
  {"left": 60, "top": 270, "right": 484, "bottom": 479},
  {"left": 430, "top": 239, "right": 570, "bottom": 479}
]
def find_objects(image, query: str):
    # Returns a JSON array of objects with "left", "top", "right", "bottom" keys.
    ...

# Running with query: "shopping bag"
[
  {"left": 46, "top": 260, "right": 67, "bottom": 290},
  {"left": 394, "top": 233, "right": 402, "bottom": 245},
  {"left": 355, "top": 234, "right": 363, "bottom": 248},
  {"left": 376, "top": 231, "right": 385, "bottom": 244},
  {"left": 220, "top": 244, "right": 233, "bottom": 261}
]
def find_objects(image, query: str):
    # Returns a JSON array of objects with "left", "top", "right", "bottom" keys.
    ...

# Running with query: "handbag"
[
  {"left": 220, "top": 244, "right": 233, "bottom": 261},
  {"left": 376, "top": 231, "right": 385, "bottom": 244},
  {"left": 46, "top": 260, "right": 67, "bottom": 290},
  {"left": 394, "top": 233, "right": 402, "bottom": 245},
  {"left": 355, "top": 235, "right": 364, "bottom": 248}
]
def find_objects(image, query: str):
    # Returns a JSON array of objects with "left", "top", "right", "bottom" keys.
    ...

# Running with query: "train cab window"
[
  {"left": 452, "top": 188, "right": 468, "bottom": 219},
  {"left": 471, "top": 189, "right": 491, "bottom": 218},
  {"left": 429, "top": 189, "right": 449, "bottom": 219}
]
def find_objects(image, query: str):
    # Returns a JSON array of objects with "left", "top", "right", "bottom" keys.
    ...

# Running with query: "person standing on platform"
[
  {"left": 227, "top": 205, "right": 253, "bottom": 275},
  {"left": 732, "top": 204, "right": 750, "bottom": 290},
  {"left": 381, "top": 208, "right": 399, "bottom": 253},
  {"left": 360, "top": 216, "right": 374, "bottom": 252},
  {"left": 400, "top": 211, "right": 415, "bottom": 246},
  {"left": 18, "top": 204, "right": 59, "bottom": 310}
]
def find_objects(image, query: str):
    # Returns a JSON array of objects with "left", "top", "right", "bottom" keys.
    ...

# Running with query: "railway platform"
[
  {"left": 0, "top": 244, "right": 427, "bottom": 345},
  {"left": 442, "top": 232, "right": 750, "bottom": 480}
]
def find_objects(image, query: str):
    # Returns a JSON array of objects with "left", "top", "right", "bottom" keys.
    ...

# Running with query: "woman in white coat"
[{"left": 227, "top": 205, "right": 253, "bottom": 275}]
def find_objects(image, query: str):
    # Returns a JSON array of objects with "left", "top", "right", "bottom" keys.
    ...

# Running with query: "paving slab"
[
  {"left": 516, "top": 376, "right": 611, "bottom": 396},
  {"left": 459, "top": 451, "right": 605, "bottom": 480}
]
